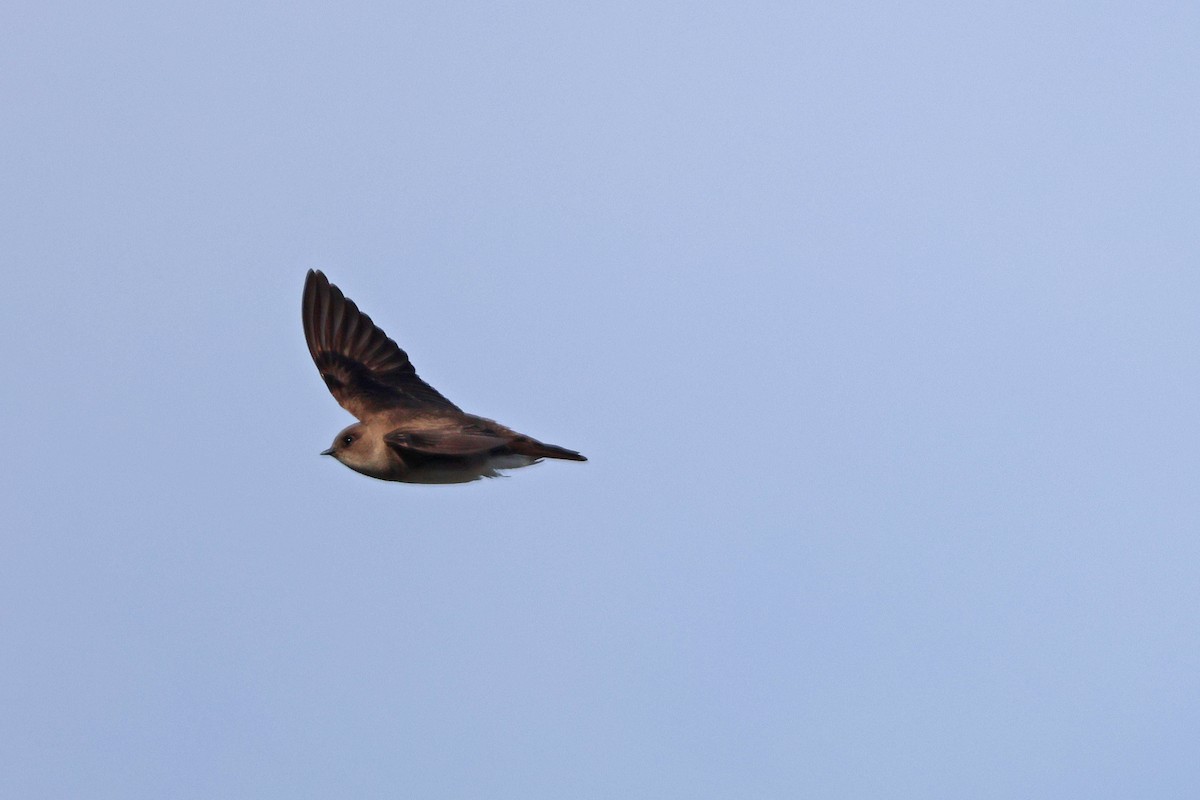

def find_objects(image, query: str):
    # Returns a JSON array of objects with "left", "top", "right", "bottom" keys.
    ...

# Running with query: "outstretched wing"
[{"left": 302, "top": 270, "right": 460, "bottom": 419}]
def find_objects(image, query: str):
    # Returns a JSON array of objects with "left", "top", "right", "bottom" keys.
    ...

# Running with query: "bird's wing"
[
  {"left": 302, "top": 269, "right": 460, "bottom": 420},
  {"left": 383, "top": 424, "right": 509, "bottom": 457}
]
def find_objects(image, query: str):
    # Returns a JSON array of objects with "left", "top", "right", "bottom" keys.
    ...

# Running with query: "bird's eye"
[{"left": 342, "top": 435, "right": 354, "bottom": 446}]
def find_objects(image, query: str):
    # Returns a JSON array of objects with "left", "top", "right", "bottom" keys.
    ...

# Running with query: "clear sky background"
[{"left": 3, "top": 2, "right": 1198, "bottom": 798}]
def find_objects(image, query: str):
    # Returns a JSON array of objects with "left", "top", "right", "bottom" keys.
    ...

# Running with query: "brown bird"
[{"left": 302, "top": 270, "right": 586, "bottom": 483}]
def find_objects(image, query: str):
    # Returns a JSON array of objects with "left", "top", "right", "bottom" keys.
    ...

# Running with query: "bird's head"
[{"left": 321, "top": 423, "right": 375, "bottom": 472}]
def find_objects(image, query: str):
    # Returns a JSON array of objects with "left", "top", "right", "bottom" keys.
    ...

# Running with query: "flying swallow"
[{"left": 302, "top": 270, "right": 586, "bottom": 483}]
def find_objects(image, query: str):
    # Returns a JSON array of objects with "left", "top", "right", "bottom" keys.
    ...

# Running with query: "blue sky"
[{"left": 3, "top": 2, "right": 1199, "bottom": 797}]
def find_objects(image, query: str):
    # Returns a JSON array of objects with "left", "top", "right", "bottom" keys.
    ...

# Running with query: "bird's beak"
[{"left": 320, "top": 447, "right": 335, "bottom": 456}]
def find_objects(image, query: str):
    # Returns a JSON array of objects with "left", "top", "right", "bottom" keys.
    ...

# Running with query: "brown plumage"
[{"left": 302, "top": 270, "right": 586, "bottom": 483}]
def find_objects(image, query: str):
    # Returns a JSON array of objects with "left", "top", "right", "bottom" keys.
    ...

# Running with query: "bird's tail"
[{"left": 511, "top": 437, "right": 587, "bottom": 462}]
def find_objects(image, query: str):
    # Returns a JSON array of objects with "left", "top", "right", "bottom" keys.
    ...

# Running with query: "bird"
[{"left": 302, "top": 270, "right": 586, "bottom": 483}]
